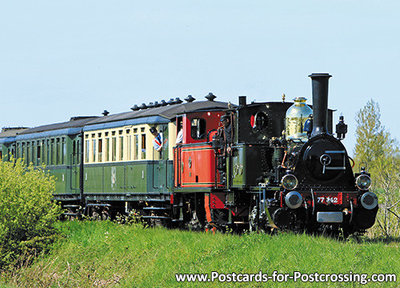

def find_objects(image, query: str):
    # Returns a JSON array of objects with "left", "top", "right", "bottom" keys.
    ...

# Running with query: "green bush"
[{"left": 0, "top": 159, "right": 62, "bottom": 270}]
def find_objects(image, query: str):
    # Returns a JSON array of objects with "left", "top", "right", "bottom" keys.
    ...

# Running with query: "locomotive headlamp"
[
  {"left": 360, "top": 192, "right": 378, "bottom": 210},
  {"left": 282, "top": 174, "right": 298, "bottom": 190},
  {"left": 355, "top": 174, "right": 372, "bottom": 191},
  {"left": 285, "top": 191, "right": 303, "bottom": 209}
]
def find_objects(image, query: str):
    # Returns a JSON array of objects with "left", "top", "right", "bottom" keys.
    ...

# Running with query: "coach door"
[
  {"left": 69, "top": 138, "right": 81, "bottom": 196},
  {"left": 152, "top": 124, "right": 169, "bottom": 192}
]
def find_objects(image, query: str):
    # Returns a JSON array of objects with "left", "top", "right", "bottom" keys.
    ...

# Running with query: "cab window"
[{"left": 191, "top": 118, "right": 206, "bottom": 140}]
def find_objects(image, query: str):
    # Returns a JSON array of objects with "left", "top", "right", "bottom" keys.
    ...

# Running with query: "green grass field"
[{"left": 1, "top": 221, "right": 399, "bottom": 287}]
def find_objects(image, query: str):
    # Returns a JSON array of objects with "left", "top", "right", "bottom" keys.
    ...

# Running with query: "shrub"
[{"left": 0, "top": 159, "right": 62, "bottom": 270}]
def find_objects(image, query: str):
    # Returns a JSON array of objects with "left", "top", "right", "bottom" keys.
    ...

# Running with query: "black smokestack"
[
  {"left": 309, "top": 73, "right": 332, "bottom": 137},
  {"left": 238, "top": 96, "right": 246, "bottom": 107}
]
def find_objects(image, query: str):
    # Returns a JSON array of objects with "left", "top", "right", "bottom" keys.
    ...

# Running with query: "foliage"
[
  {"left": 2, "top": 221, "right": 400, "bottom": 287},
  {"left": 354, "top": 100, "right": 400, "bottom": 237},
  {"left": 0, "top": 159, "right": 62, "bottom": 270}
]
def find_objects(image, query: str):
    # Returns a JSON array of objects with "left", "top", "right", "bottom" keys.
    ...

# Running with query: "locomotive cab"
[{"left": 173, "top": 100, "right": 228, "bottom": 189}]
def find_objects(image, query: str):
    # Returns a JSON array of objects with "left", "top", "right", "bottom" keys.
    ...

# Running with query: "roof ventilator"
[
  {"left": 175, "top": 97, "right": 183, "bottom": 104},
  {"left": 131, "top": 105, "right": 140, "bottom": 111},
  {"left": 185, "top": 95, "right": 195, "bottom": 102},
  {"left": 205, "top": 92, "right": 216, "bottom": 101}
]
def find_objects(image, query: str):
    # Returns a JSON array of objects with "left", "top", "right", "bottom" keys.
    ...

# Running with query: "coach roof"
[
  {"left": 17, "top": 116, "right": 99, "bottom": 136},
  {"left": 11, "top": 100, "right": 231, "bottom": 138},
  {"left": 85, "top": 100, "right": 230, "bottom": 126}
]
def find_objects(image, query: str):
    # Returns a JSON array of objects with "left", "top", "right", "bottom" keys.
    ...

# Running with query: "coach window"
[
  {"left": 41, "top": 142, "right": 43, "bottom": 164},
  {"left": 27, "top": 143, "right": 31, "bottom": 165},
  {"left": 61, "top": 138, "right": 66, "bottom": 164},
  {"left": 119, "top": 135, "right": 124, "bottom": 161},
  {"left": 141, "top": 134, "right": 146, "bottom": 159},
  {"left": 72, "top": 141, "right": 76, "bottom": 165},
  {"left": 31, "top": 141, "right": 35, "bottom": 165},
  {"left": 98, "top": 138, "right": 103, "bottom": 162},
  {"left": 31, "top": 141, "right": 36, "bottom": 165},
  {"left": 26, "top": 142, "right": 29, "bottom": 164},
  {"left": 73, "top": 139, "right": 80, "bottom": 164},
  {"left": 46, "top": 140, "right": 50, "bottom": 165},
  {"left": 21, "top": 142, "right": 25, "bottom": 163},
  {"left": 33, "top": 141, "right": 37, "bottom": 165},
  {"left": 37, "top": 141, "right": 41, "bottom": 165},
  {"left": 119, "top": 130, "right": 124, "bottom": 161},
  {"left": 51, "top": 139, "right": 56, "bottom": 165},
  {"left": 27, "top": 142, "right": 31, "bottom": 165},
  {"left": 49, "top": 139, "right": 53, "bottom": 165},
  {"left": 92, "top": 138, "right": 96, "bottom": 163},
  {"left": 105, "top": 138, "right": 110, "bottom": 162},
  {"left": 76, "top": 139, "right": 81, "bottom": 164},
  {"left": 24, "top": 142, "right": 27, "bottom": 162},
  {"left": 112, "top": 136, "right": 117, "bottom": 161},
  {"left": 11, "top": 144, "right": 16, "bottom": 159},
  {"left": 126, "top": 129, "right": 131, "bottom": 161},
  {"left": 191, "top": 118, "right": 206, "bottom": 140},
  {"left": 134, "top": 134, "right": 139, "bottom": 160},
  {"left": 92, "top": 134, "right": 96, "bottom": 163},
  {"left": 85, "top": 139, "right": 90, "bottom": 163},
  {"left": 56, "top": 138, "right": 60, "bottom": 165}
]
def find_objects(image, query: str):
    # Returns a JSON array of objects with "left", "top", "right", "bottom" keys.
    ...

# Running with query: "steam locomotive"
[{"left": 0, "top": 73, "right": 378, "bottom": 235}]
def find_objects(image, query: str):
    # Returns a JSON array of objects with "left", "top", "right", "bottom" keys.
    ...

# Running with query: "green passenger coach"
[
  {"left": 1, "top": 97, "right": 229, "bottom": 221},
  {"left": 13, "top": 117, "right": 97, "bottom": 196}
]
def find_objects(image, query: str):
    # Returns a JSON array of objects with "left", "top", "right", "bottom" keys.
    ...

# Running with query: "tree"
[
  {"left": 0, "top": 159, "right": 62, "bottom": 270},
  {"left": 354, "top": 100, "right": 400, "bottom": 237}
]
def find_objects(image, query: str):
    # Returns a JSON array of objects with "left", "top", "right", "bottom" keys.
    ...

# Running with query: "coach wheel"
[
  {"left": 249, "top": 206, "right": 258, "bottom": 232},
  {"left": 91, "top": 210, "right": 101, "bottom": 221},
  {"left": 101, "top": 210, "right": 111, "bottom": 220}
]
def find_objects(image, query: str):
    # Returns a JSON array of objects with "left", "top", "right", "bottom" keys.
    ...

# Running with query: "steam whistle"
[{"left": 336, "top": 115, "right": 348, "bottom": 140}]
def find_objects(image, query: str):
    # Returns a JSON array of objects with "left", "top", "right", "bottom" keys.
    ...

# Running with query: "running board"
[
  {"left": 143, "top": 207, "right": 168, "bottom": 211},
  {"left": 141, "top": 215, "right": 170, "bottom": 220},
  {"left": 63, "top": 212, "right": 81, "bottom": 217}
]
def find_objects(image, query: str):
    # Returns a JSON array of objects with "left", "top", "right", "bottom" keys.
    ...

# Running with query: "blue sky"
[{"left": 1, "top": 0, "right": 399, "bottom": 156}]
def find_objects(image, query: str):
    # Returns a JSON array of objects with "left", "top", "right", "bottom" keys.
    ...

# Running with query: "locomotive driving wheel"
[
  {"left": 211, "top": 209, "right": 229, "bottom": 232},
  {"left": 187, "top": 210, "right": 202, "bottom": 231},
  {"left": 185, "top": 200, "right": 203, "bottom": 231}
]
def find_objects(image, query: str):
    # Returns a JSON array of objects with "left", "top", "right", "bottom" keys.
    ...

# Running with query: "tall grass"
[
  {"left": 2, "top": 221, "right": 399, "bottom": 287},
  {"left": 0, "top": 159, "right": 61, "bottom": 270}
]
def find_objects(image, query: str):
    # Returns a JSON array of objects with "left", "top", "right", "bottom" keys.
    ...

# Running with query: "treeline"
[
  {"left": 354, "top": 100, "right": 400, "bottom": 237},
  {"left": 0, "top": 159, "right": 61, "bottom": 270}
]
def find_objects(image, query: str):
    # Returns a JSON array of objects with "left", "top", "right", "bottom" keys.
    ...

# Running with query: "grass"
[{"left": 1, "top": 221, "right": 400, "bottom": 287}]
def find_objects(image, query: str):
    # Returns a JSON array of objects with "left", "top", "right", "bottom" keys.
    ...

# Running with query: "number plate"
[{"left": 316, "top": 193, "right": 343, "bottom": 205}]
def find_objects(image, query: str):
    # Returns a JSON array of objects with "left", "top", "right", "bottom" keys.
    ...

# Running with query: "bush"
[{"left": 0, "top": 159, "right": 62, "bottom": 270}]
